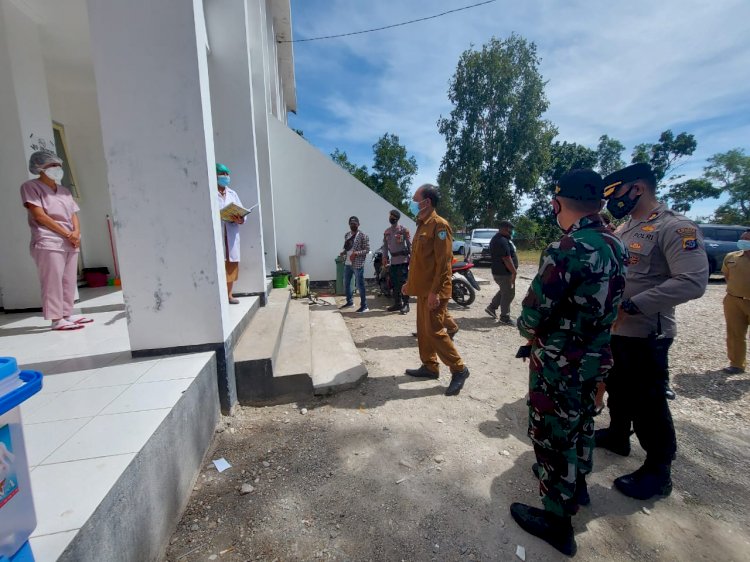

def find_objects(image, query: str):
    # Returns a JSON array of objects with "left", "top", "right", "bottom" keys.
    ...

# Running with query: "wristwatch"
[{"left": 620, "top": 298, "right": 641, "bottom": 315}]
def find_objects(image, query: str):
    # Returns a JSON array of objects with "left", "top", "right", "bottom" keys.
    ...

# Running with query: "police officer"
[
  {"left": 510, "top": 169, "right": 627, "bottom": 556},
  {"left": 597, "top": 163, "right": 708, "bottom": 500},
  {"left": 402, "top": 184, "right": 469, "bottom": 396},
  {"left": 381, "top": 209, "right": 412, "bottom": 314}
]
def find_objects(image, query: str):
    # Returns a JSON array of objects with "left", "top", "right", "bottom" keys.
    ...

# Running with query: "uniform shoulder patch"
[
  {"left": 676, "top": 226, "right": 697, "bottom": 237},
  {"left": 437, "top": 230, "right": 447, "bottom": 241},
  {"left": 682, "top": 237, "right": 698, "bottom": 250}
]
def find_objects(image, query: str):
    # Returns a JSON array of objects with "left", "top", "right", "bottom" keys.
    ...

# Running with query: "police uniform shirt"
[
  {"left": 723, "top": 250, "right": 750, "bottom": 299},
  {"left": 613, "top": 203, "right": 708, "bottom": 338}
]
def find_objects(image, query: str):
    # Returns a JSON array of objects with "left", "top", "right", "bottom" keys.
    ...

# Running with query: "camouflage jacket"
[{"left": 518, "top": 214, "right": 628, "bottom": 380}]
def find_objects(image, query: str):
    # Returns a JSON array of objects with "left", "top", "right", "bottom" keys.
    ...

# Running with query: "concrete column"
[
  {"left": 205, "top": 0, "right": 267, "bottom": 297},
  {"left": 0, "top": 0, "right": 53, "bottom": 310},
  {"left": 87, "top": 0, "right": 230, "bottom": 348},
  {"left": 248, "top": 0, "right": 278, "bottom": 273}
]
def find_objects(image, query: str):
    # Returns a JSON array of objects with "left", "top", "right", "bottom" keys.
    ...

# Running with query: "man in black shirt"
[{"left": 485, "top": 221, "right": 519, "bottom": 325}]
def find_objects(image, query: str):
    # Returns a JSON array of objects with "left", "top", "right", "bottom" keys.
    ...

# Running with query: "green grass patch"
[{"left": 517, "top": 249, "right": 542, "bottom": 265}]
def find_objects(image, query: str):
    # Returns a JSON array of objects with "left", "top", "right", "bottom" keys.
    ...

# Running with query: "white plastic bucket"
[{"left": 0, "top": 358, "right": 43, "bottom": 559}]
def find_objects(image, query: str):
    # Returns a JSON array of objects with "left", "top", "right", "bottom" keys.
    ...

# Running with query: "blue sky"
[{"left": 287, "top": 0, "right": 750, "bottom": 219}]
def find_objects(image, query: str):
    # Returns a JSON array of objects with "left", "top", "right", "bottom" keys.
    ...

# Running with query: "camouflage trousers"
[{"left": 527, "top": 346, "right": 601, "bottom": 517}]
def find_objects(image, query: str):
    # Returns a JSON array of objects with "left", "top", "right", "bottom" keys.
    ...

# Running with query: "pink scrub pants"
[{"left": 31, "top": 248, "right": 78, "bottom": 320}]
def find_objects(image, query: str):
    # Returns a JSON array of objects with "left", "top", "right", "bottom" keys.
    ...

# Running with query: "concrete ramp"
[{"left": 310, "top": 307, "right": 368, "bottom": 394}]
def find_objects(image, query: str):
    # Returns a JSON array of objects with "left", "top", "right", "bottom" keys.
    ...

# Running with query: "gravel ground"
[{"left": 165, "top": 265, "right": 749, "bottom": 562}]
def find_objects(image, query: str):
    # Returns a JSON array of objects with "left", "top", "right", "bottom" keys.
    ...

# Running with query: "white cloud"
[{"left": 290, "top": 0, "right": 750, "bottom": 204}]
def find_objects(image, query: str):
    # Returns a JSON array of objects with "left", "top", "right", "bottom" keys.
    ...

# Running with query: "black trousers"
[
  {"left": 390, "top": 263, "right": 409, "bottom": 305},
  {"left": 606, "top": 335, "right": 677, "bottom": 466}
]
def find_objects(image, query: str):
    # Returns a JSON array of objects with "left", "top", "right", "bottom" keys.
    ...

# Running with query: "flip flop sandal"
[
  {"left": 52, "top": 319, "right": 84, "bottom": 331},
  {"left": 66, "top": 315, "right": 94, "bottom": 324}
]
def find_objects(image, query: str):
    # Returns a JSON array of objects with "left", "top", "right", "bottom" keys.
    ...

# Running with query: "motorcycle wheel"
[{"left": 452, "top": 277, "right": 475, "bottom": 307}]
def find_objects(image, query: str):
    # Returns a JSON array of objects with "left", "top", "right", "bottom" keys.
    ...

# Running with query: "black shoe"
[
  {"left": 400, "top": 303, "right": 410, "bottom": 315},
  {"left": 405, "top": 366, "right": 439, "bottom": 379},
  {"left": 614, "top": 465, "right": 672, "bottom": 500},
  {"left": 448, "top": 329, "right": 458, "bottom": 341},
  {"left": 485, "top": 306, "right": 497, "bottom": 319},
  {"left": 339, "top": 301, "right": 354, "bottom": 309},
  {"left": 445, "top": 367, "right": 469, "bottom": 396},
  {"left": 355, "top": 305, "right": 369, "bottom": 314},
  {"left": 532, "top": 464, "right": 591, "bottom": 507},
  {"left": 510, "top": 503, "right": 577, "bottom": 557},
  {"left": 665, "top": 387, "right": 676, "bottom": 400},
  {"left": 387, "top": 303, "right": 402, "bottom": 312},
  {"left": 722, "top": 366, "right": 745, "bottom": 374},
  {"left": 499, "top": 316, "right": 514, "bottom": 326},
  {"left": 595, "top": 428, "right": 631, "bottom": 456}
]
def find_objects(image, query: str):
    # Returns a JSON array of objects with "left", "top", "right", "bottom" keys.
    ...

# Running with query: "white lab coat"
[{"left": 218, "top": 187, "right": 243, "bottom": 262}]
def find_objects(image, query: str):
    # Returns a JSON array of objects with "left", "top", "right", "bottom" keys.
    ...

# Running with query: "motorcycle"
[
  {"left": 372, "top": 251, "right": 393, "bottom": 298},
  {"left": 451, "top": 259, "right": 480, "bottom": 307}
]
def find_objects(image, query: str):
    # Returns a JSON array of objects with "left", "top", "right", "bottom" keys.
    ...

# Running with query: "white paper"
[
  {"left": 515, "top": 545, "right": 526, "bottom": 561},
  {"left": 213, "top": 458, "right": 231, "bottom": 472}
]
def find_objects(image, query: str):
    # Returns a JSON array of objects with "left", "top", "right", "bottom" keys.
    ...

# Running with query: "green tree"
[
  {"left": 438, "top": 34, "right": 556, "bottom": 228},
  {"left": 666, "top": 178, "right": 720, "bottom": 214},
  {"left": 596, "top": 135, "right": 625, "bottom": 176},
  {"left": 704, "top": 149, "right": 750, "bottom": 224},
  {"left": 631, "top": 130, "right": 698, "bottom": 183},
  {"left": 370, "top": 133, "right": 418, "bottom": 211},
  {"left": 525, "top": 141, "right": 598, "bottom": 247},
  {"left": 330, "top": 148, "right": 374, "bottom": 188}
]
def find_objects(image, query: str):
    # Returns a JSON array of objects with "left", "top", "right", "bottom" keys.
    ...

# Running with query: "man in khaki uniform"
[
  {"left": 722, "top": 230, "right": 750, "bottom": 374},
  {"left": 597, "top": 163, "right": 708, "bottom": 501},
  {"left": 403, "top": 184, "right": 470, "bottom": 396}
]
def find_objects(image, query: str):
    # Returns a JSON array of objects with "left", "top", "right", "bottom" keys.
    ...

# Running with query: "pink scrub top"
[{"left": 20, "top": 178, "right": 80, "bottom": 252}]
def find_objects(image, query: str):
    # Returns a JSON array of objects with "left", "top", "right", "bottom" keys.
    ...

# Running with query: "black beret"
[
  {"left": 553, "top": 169, "right": 604, "bottom": 201},
  {"left": 602, "top": 163, "right": 656, "bottom": 198},
  {"left": 348, "top": 216, "right": 360, "bottom": 224},
  {"left": 389, "top": 209, "right": 401, "bottom": 219}
]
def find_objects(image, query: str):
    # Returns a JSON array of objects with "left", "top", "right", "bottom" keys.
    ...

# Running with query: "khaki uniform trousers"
[
  {"left": 724, "top": 294, "right": 750, "bottom": 370},
  {"left": 416, "top": 296, "right": 464, "bottom": 374}
]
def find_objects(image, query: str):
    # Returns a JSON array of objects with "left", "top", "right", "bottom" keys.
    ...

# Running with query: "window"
[
  {"left": 52, "top": 122, "right": 80, "bottom": 198},
  {"left": 701, "top": 227, "right": 742, "bottom": 242}
]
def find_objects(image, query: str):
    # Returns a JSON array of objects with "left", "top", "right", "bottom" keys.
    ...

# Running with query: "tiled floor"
[{"left": 0, "top": 287, "right": 257, "bottom": 561}]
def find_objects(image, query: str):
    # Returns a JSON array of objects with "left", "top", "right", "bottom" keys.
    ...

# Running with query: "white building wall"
[{"left": 268, "top": 117, "right": 417, "bottom": 282}]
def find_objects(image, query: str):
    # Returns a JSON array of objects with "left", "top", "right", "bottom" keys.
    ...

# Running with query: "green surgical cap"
[{"left": 216, "top": 162, "right": 230, "bottom": 175}]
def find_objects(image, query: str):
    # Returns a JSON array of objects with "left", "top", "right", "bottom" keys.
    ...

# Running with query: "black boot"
[
  {"left": 594, "top": 427, "right": 631, "bottom": 456},
  {"left": 404, "top": 365, "right": 439, "bottom": 379},
  {"left": 510, "top": 503, "right": 577, "bottom": 556},
  {"left": 387, "top": 303, "right": 401, "bottom": 312},
  {"left": 531, "top": 464, "right": 590, "bottom": 507},
  {"left": 400, "top": 300, "right": 410, "bottom": 314},
  {"left": 445, "top": 367, "right": 469, "bottom": 396},
  {"left": 614, "top": 463, "right": 672, "bottom": 500}
]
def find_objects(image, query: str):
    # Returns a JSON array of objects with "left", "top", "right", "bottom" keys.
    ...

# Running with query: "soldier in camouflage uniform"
[{"left": 510, "top": 169, "right": 627, "bottom": 556}]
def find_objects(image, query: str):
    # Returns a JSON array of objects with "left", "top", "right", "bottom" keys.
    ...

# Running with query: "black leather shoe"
[
  {"left": 499, "top": 315, "right": 514, "bottom": 326},
  {"left": 665, "top": 387, "right": 676, "bottom": 400},
  {"left": 448, "top": 329, "right": 458, "bottom": 341},
  {"left": 595, "top": 428, "right": 631, "bottom": 456},
  {"left": 400, "top": 302, "right": 410, "bottom": 315},
  {"left": 531, "top": 464, "right": 590, "bottom": 507},
  {"left": 405, "top": 366, "right": 439, "bottom": 379},
  {"left": 387, "top": 303, "right": 402, "bottom": 312},
  {"left": 614, "top": 465, "right": 672, "bottom": 500},
  {"left": 510, "top": 503, "right": 577, "bottom": 556},
  {"left": 445, "top": 367, "right": 469, "bottom": 396}
]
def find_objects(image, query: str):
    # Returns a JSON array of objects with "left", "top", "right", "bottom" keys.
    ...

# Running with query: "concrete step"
[
  {"left": 310, "top": 307, "right": 368, "bottom": 395},
  {"left": 275, "top": 299, "right": 312, "bottom": 378}
]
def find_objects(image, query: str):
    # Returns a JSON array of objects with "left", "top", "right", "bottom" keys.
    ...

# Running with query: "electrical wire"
[{"left": 280, "top": 0, "right": 498, "bottom": 44}]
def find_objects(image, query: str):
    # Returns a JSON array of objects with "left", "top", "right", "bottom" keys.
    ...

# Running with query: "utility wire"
[{"left": 280, "top": 0, "right": 497, "bottom": 44}]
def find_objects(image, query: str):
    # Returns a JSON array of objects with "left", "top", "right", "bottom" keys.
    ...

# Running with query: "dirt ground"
[{"left": 165, "top": 265, "right": 750, "bottom": 562}]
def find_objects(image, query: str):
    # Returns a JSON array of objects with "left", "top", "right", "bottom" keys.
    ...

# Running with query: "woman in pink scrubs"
[{"left": 20, "top": 151, "right": 93, "bottom": 331}]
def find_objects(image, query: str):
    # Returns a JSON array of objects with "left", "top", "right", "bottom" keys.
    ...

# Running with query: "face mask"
[
  {"left": 606, "top": 186, "right": 640, "bottom": 219},
  {"left": 409, "top": 200, "right": 421, "bottom": 215},
  {"left": 217, "top": 175, "right": 231, "bottom": 188},
  {"left": 737, "top": 240, "right": 750, "bottom": 251},
  {"left": 551, "top": 198, "right": 565, "bottom": 231},
  {"left": 43, "top": 166, "right": 64, "bottom": 183},
  {"left": 389, "top": 217, "right": 398, "bottom": 225}
]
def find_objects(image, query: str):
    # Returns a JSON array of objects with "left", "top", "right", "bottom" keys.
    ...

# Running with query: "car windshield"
[
  {"left": 473, "top": 231, "right": 496, "bottom": 240},
  {"left": 701, "top": 227, "right": 744, "bottom": 242}
]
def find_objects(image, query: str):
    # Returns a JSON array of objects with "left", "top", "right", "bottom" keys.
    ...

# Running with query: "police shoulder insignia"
[
  {"left": 437, "top": 230, "right": 447, "bottom": 240},
  {"left": 641, "top": 225, "right": 655, "bottom": 232},
  {"left": 676, "top": 226, "right": 697, "bottom": 237},
  {"left": 682, "top": 237, "right": 698, "bottom": 250}
]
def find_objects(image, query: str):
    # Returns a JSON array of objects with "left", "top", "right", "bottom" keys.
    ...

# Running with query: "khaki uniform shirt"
[
  {"left": 613, "top": 203, "right": 708, "bottom": 338},
  {"left": 722, "top": 250, "right": 750, "bottom": 299},
  {"left": 403, "top": 210, "right": 453, "bottom": 299}
]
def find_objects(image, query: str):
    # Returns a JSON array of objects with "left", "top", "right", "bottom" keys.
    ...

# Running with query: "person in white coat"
[{"left": 216, "top": 163, "right": 245, "bottom": 304}]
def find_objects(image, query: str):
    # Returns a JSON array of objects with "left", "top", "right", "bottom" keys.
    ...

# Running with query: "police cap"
[
  {"left": 602, "top": 163, "right": 656, "bottom": 198},
  {"left": 553, "top": 169, "right": 603, "bottom": 201}
]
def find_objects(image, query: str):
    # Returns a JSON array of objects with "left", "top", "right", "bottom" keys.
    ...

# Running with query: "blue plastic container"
[{"left": 0, "top": 358, "right": 42, "bottom": 561}]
